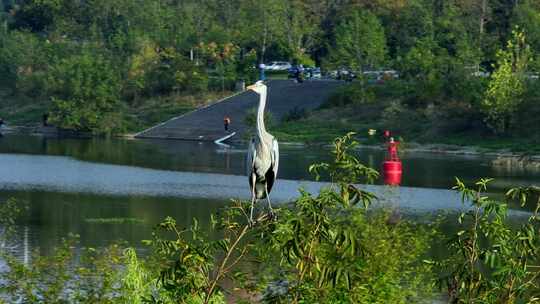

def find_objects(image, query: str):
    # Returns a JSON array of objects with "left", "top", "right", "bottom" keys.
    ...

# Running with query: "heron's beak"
[{"left": 246, "top": 84, "right": 257, "bottom": 91}]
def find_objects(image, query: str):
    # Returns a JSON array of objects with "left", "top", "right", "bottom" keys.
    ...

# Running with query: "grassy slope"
[
  {"left": 273, "top": 103, "right": 384, "bottom": 144},
  {"left": 124, "top": 91, "right": 232, "bottom": 133},
  {"left": 272, "top": 88, "right": 540, "bottom": 153},
  {"left": 0, "top": 89, "right": 232, "bottom": 133},
  {"left": 0, "top": 88, "right": 50, "bottom": 126}
]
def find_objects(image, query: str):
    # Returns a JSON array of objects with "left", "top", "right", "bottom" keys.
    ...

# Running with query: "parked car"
[
  {"left": 363, "top": 70, "right": 400, "bottom": 83},
  {"left": 465, "top": 65, "right": 490, "bottom": 78},
  {"left": 471, "top": 71, "right": 490, "bottom": 78},
  {"left": 301, "top": 67, "right": 322, "bottom": 79},
  {"left": 362, "top": 71, "right": 380, "bottom": 83},
  {"left": 328, "top": 70, "right": 339, "bottom": 79},
  {"left": 337, "top": 68, "right": 356, "bottom": 81},
  {"left": 382, "top": 70, "right": 399, "bottom": 79},
  {"left": 288, "top": 64, "right": 304, "bottom": 79},
  {"left": 264, "top": 61, "right": 292, "bottom": 71},
  {"left": 308, "top": 67, "right": 322, "bottom": 79}
]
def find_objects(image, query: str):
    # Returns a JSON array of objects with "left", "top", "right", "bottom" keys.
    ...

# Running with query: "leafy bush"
[
  {"left": 435, "top": 179, "right": 540, "bottom": 303},
  {"left": 442, "top": 67, "right": 488, "bottom": 106},
  {"left": 207, "top": 76, "right": 236, "bottom": 92},
  {"left": 0, "top": 30, "right": 49, "bottom": 96},
  {"left": 0, "top": 235, "right": 126, "bottom": 303},
  {"left": 244, "top": 106, "right": 275, "bottom": 129},
  {"left": 236, "top": 49, "right": 258, "bottom": 84},
  {"left": 322, "top": 82, "right": 375, "bottom": 108},
  {"left": 380, "top": 100, "right": 427, "bottom": 135},
  {"left": 144, "top": 48, "right": 209, "bottom": 96},
  {"left": 281, "top": 106, "right": 309, "bottom": 122},
  {"left": 47, "top": 49, "right": 125, "bottom": 134},
  {"left": 0, "top": 198, "right": 27, "bottom": 244},
  {"left": 254, "top": 133, "right": 435, "bottom": 303},
  {"left": 424, "top": 101, "right": 486, "bottom": 136}
]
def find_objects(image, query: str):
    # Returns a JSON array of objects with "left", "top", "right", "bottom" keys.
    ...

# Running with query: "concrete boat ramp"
[{"left": 135, "top": 80, "right": 343, "bottom": 142}]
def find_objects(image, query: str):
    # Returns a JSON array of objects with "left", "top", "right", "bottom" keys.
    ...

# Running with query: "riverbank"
[
  {"left": 4, "top": 124, "right": 540, "bottom": 171},
  {"left": 0, "top": 90, "right": 232, "bottom": 133},
  {"left": 282, "top": 139, "right": 540, "bottom": 171},
  {"left": 300, "top": 140, "right": 540, "bottom": 171},
  {"left": 265, "top": 82, "right": 540, "bottom": 169}
]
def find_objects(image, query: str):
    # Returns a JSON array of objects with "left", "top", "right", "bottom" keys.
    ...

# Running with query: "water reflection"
[
  {"left": 1, "top": 134, "right": 539, "bottom": 191},
  {"left": 0, "top": 190, "right": 226, "bottom": 256}
]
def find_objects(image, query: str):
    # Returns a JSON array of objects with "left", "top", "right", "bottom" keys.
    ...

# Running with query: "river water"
[{"left": 0, "top": 134, "right": 539, "bottom": 257}]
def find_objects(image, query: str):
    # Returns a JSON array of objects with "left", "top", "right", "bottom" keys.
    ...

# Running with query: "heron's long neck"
[{"left": 256, "top": 87, "right": 268, "bottom": 140}]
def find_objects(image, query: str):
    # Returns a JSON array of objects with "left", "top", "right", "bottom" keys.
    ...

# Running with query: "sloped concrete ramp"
[{"left": 135, "top": 80, "right": 343, "bottom": 141}]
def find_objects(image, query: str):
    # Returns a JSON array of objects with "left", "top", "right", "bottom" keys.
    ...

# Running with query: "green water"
[{"left": 0, "top": 190, "right": 223, "bottom": 255}]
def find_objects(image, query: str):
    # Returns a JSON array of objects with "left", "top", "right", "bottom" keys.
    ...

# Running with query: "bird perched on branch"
[{"left": 246, "top": 81, "right": 279, "bottom": 223}]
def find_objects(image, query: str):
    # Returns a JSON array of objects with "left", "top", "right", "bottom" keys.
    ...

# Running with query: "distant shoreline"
[{"left": 4, "top": 127, "right": 540, "bottom": 170}]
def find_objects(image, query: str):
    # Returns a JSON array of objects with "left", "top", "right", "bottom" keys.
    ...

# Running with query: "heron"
[{"left": 246, "top": 81, "right": 279, "bottom": 223}]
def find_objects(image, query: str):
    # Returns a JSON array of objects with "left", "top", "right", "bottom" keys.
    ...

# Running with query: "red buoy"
[
  {"left": 383, "top": 160, "right": 402, "bottom": 186},
  {"left": 383, "top": 137, "right": 402, "bottom": 186}
]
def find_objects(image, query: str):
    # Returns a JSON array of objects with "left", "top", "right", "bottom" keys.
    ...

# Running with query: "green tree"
[
  {"left": 329, "top": 10, "right": 386, "bottom": 71},
  {"left": 144, "top": 47, "right": 208, "bottom": 96},
  {"left": 512, "top": 0, "right": 540, "bottom": 71},
  {"left": 0, "top": 30, "right": 48, "bottom": 96},
  {"left": 238, "top": 0, "right": 286, "bottom": 63},
  {"left": 385, "top": 0, "right": 434, "bottom": 58},
  {"left": 11, "top": 0, "right": 62, "bottom": 32},
  {"left": 199, "top": 41, "right": 239, "bottom": 91},
  {"left": 482, "top": 28, "right": 531, "bottom": 134},
  {"left": 47, "top": 49, "right": 125, "bottom": 134},
  {"left": 282, "top": 0, "right": 321, "bottom": 64}
]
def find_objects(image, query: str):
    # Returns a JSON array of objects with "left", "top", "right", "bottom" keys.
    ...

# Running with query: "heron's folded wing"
[
  {"left": 271, "top": 138, "right": 279, "bottom": 178},
  {"left": 246, "top": 138, "right": 256, "bottom": 176}
]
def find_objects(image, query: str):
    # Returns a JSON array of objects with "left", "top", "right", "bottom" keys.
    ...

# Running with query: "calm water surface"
[{"left": 0, "top": 134, "right": 539, "bottom": 256}]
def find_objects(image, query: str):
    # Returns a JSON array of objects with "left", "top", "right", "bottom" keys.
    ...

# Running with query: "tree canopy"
[{"left": 1, "top": 0, "right": 540, "bottom": 134}]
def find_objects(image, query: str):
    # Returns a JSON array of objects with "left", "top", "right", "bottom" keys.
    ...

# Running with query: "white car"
[{"left": 264, "top": 61, "right": 292, "bottom": 71}]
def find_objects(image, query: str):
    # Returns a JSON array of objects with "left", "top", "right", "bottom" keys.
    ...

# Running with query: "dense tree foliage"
[
  {"left": 483, "top": 28, "right": 531, "bottom": 134},
  {"left": 0, "top": 0, "right": 539, "bottom": 134},
  {"left": 328, "top": 10, "right": 386, "bottom": 71}
]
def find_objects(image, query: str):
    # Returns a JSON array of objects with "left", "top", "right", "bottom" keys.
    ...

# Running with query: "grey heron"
[{"left": 246, "top": 81, "right": 279, "bottom": 223}]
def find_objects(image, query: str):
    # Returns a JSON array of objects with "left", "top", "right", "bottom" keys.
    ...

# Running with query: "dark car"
[
  {"left": 288, "top": 65, "right": 304, "bottom": 79},
  {"left": 337, "top": 68, "right": 355, "bottom": 81},
  {"left": 304, "top": 67, "right": 321, "bottom": 79}
]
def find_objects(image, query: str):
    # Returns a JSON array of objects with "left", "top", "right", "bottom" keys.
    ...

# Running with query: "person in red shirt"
[
  {"left": 387, "top": 137, "right": 399, "bottom": 161},
  {"left": 224, "top": 116, "right": 231, "bottom": 131}
]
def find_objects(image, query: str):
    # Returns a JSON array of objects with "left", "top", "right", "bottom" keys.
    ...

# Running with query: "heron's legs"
[
  {"left": 249, "top": 174, "right": 257, "bottom": 225},
  {"left": 264, "top": 185, "right": 275, "bottom": 219}
]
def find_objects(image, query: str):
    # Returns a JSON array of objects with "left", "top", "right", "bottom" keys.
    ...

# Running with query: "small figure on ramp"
[{"left": 224, "top": 116, "right": 231, "bottom": 131}]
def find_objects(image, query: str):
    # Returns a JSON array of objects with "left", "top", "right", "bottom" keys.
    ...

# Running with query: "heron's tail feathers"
[{"left": 255, "top": 182, "right": 267, "bottom": 199}]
